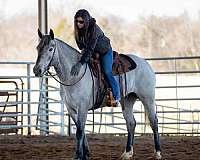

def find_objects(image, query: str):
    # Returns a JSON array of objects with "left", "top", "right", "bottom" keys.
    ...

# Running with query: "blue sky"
[{"left": 1, "top": 0, "right": 200, "bottom": 22}]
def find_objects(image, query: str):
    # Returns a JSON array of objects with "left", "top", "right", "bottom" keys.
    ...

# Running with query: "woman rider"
[{"left": 70, "top": 9, "right": 121, "bottom": 106}]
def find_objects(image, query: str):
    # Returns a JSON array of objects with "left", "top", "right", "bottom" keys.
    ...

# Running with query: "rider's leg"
[{"left": 101, "top": 48, "right": 121, "bottom": 103}]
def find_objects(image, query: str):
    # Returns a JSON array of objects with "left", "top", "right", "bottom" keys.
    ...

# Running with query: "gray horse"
[{"left": 33, "top": 29, "right": 162, "bottom": 160}]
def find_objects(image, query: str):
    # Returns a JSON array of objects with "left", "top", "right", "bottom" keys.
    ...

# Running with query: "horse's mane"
[{"left": 55, "top": 38, "right": 80, "bottom": 54}]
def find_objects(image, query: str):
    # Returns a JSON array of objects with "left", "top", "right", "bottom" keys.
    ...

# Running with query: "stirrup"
[
  {"left": 106, "top": 88, "right": 122, "bottom": 107},
  {"left": 106, "top": 88, "right": 117, "bottom": 107},
  {"left": 108, "top": 100, "right": 121, "bottom": 107}
]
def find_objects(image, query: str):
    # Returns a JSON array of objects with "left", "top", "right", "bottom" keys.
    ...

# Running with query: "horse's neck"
[{"left": 54, "top": 39, "right": 81, "bottom": 82}]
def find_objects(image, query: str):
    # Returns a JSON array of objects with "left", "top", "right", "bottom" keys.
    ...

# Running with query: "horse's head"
[{"left": 33, "top": 29, "right": 56, "bottom": 77}]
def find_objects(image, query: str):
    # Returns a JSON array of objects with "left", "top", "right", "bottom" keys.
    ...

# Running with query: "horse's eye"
[{"left": 49, "top": 48, "right": 53, "bottom": 52}]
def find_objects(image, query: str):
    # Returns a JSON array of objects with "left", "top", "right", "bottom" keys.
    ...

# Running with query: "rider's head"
[
  {"left": 74, "top": 9, "right": 96, "bottom": 43},
  {"left": 74, "top": 9, "right": 91, "bottom": 30}
]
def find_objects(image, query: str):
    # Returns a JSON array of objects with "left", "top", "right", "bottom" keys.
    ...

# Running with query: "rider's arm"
[
  {"left": 75, "top": 39, "right": 85, "bottom": 50},
  {"left": 79, "top": 19, "right": 98, "bottom": 65}
]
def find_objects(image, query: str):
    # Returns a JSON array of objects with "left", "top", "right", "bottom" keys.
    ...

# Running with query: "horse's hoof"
[
  {"left": 73, "top": 154, "right": 80, "bottom": 160},
  {"left": 82, "top": 154, "right": 89, "bottom": 160},
  {"left": 120, "top": 147, "right": 133, "bottom": 160},
  {"left": 155, "top": 151, "right": 162, "bottom": 160},
  {"left": 73, "top": 155, "right": 88, "bottom": 160}
]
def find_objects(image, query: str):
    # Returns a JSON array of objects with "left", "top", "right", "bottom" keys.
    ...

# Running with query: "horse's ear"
[
  {"left": 49, "top": 29, "right": 54, "bottom": 40},
  {"left": 38, "top": 29, "right": 43, "bottom": 39}
]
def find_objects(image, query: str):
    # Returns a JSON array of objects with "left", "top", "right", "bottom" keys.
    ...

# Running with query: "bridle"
[{"left": 45, "top": 39, "right": 88, "bottom": 86}]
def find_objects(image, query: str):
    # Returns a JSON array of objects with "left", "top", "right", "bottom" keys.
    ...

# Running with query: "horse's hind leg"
[
  {"left": 142, "top": 98, "right": 162, "bottom": 159},
  {"left": 121, "top": 93, "right": 137, "bottom": 160}
]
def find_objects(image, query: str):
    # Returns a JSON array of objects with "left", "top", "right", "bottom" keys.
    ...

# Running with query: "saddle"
[{"left": 89, "top": 51, "right": 137, "bottom": 110}]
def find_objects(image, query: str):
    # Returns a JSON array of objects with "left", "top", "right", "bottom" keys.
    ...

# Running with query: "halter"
[{"left": 47, "top": 39, "right": 88, "bottom": 86}]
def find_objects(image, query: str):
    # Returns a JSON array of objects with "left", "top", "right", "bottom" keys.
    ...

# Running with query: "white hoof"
[
  {"left": 155, "top": 151, "right": 162, "bottom": 159},
  {"left": 120, "top": 147, "right": 133, "bottom": 160}
]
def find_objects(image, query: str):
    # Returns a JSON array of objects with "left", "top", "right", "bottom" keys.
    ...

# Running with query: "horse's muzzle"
[{"left": 33, "top": 65, "right": 44, "bottom": 77}]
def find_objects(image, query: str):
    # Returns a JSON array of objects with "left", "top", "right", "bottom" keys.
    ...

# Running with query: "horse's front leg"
[
  {"left": 66, "top": 104, "right": 89, "bottom": 160},
  {"left": 83, "top": 134, "right": 90, "bottom": 159},
  {"left": 74, "top": 108, "right": 88, "bottom": 160}
]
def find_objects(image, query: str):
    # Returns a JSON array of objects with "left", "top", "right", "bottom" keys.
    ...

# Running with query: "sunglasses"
[{"left": 76, "top": 20, "right": 84, "bottom": 24}]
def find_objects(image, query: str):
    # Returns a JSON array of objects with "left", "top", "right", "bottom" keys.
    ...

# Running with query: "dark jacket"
[{"left": 74, "top": 9, "right": 111, "bottom": 64}]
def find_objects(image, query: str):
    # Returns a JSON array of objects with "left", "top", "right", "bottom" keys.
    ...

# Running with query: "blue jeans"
[{"left": 101, "top": 48, "right": 120, "bottom": 101}]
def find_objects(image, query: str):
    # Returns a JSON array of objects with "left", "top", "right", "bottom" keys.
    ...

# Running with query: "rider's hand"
[{"left": 70, "top": 62, "right": 82, "bottom": 76}]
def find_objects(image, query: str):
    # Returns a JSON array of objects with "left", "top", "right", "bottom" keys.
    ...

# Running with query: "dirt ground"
[{"left": 0, "top": 134, "right": 199, "bottom": 160}]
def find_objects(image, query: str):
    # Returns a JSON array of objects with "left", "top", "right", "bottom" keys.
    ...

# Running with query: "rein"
[
  {"left": 47, "top": 39, "right": 88, "bottom": 86},
  {"left": 47, "top": 64, "right": 87, "bottom": 86}
]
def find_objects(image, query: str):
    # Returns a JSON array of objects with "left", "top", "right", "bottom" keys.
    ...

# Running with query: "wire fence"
[{"left": 0, "top": 56, "right": 199, "bottom": 136}]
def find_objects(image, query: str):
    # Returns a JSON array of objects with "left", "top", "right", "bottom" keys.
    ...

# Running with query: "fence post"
[
  {"left": 27, "top": 64, "right": 31, "bottom": 135},
  {"left": 60, "top": 100, "right": 65, "bottom": 135}
]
